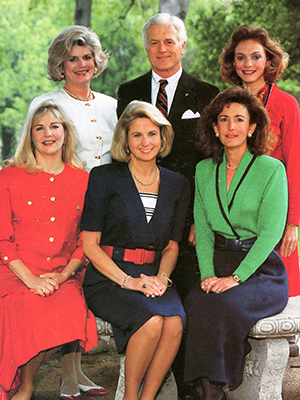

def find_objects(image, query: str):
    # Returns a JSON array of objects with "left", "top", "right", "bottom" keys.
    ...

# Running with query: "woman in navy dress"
[{"left": 81, "top": 101, "right": 189, "bottom": 400}]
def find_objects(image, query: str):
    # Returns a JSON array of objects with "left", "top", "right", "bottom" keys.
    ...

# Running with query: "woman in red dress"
[
  {"left": 220, "top": 25, "right": 300, "bottom": 296},
  {"left": 0, "top": 102, "right": 98, "bottom": 400}
]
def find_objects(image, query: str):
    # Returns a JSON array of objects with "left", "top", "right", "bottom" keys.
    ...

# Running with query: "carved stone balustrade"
[{"left": 227, "top": 296, "right": 300, "bottom": 400}]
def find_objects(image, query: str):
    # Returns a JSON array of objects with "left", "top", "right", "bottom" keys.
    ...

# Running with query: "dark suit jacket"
[
  {"left": 117, "top": 70, "right": 219, "bottom": 297},
  {"left": 117, "top": 70, "right": 219, "bottom": 190}
]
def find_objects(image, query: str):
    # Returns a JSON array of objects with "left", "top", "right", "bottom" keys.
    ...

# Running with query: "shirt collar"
[{"left": 152, "top": 67, "right": 182, "bottom": 90}]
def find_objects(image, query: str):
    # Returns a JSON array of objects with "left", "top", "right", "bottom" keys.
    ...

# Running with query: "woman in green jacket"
[{"left": 183, "top": 86, "right": 289, "bottom": 400}]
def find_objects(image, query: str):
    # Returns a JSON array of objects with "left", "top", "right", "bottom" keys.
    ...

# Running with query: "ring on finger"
[
  {"left": 217, "top": 289, "right": 222, "bottom": 293},
  {"left": 142, "top": 283, "right": 147, "bottom": 289},
  {"left": 289, "top": 246, "right": 293, "bottom": 250},
  {"left": 204, "top": 282, "right": 208, "bottom": 286},
  {"left": 42, "top": 289, "right": 46, "bottom": 293}
]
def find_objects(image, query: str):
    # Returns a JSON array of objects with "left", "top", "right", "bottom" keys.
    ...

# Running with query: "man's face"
[{"left": 146, "top": 24, "right": 186, "bottom": 78}]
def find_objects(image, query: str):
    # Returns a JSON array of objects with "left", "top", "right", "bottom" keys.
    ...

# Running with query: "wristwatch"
[{"left": 232, "top": 274, "right": 241, "bottom": 284}]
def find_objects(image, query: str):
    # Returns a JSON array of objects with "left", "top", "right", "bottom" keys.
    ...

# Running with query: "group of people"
[{"left": 0, "top": 11, "right": 299, "bottom": 400}]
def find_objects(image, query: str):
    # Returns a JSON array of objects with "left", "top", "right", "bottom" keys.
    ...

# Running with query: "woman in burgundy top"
[{"left": 220, "top": 24, "right": 300, "bottom": 296}]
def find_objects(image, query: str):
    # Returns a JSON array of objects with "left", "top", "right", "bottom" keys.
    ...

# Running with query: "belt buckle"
[
  {"left": 135, "top": 248, "right": 146, "bottom": 264},
  {"left": 235, "top": 239, "right": 242, "bottom": 251},
  {"left": 227, "top": 239, "right": 242, "bottom": 251}
]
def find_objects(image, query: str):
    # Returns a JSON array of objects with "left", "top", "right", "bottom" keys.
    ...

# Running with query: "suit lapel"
[
  {"left": 168, "top": 71, "right": 197, "bottom": 121},
  {"left": 141, "top": 71, "right": 152, "bottom": 103},
  {"left": 132, "top": 71, "right": 152, "bottom": 103}
]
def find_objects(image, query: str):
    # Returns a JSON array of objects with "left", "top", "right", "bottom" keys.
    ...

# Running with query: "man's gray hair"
[{"left": 142, "top": 13, "right": 187, "bottom": 48}]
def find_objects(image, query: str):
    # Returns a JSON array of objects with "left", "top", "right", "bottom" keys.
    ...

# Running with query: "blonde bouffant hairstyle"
[
  {"left": 3, "top": 101, "right": 84, "bottom": 173},
  {"left": 111, "top": 100, "right": 174, "bottom": 163},
  {"left": 47, "top": 25, "right": 109, "bottom": 82}
]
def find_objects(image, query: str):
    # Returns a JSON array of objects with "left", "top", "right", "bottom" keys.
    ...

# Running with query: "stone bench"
[
  {"left": 92, "top": 318, "right": 177, "bottom": 400},
  {"left": 227, "top": 295, "right": 300, "bottom": 400},
  {"left": 93, "top": 296, "right": 300, "bottom": 400}
]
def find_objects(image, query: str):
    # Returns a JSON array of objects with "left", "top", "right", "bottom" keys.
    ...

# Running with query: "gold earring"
[
  {"left": 94, "top": 67, "right": 98, "bottom": 76},
  {"left": 125, "top": 145, "right": 130, "bottom": 155}
]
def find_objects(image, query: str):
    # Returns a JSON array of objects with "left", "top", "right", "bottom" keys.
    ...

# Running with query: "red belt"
[{"left": 101, "top": 245, "right": 157, "bottom": 265}]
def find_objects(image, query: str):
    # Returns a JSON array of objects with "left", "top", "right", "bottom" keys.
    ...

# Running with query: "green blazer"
[{"left": 194, "top": 148, "right": 288, "bottom": 282}]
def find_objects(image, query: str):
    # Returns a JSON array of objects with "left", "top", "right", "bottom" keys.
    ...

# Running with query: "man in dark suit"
[
  {"left": 117, "top": 14, "right": 219, "bottom": 399},
  {"left": 118, "top": 12, "right": 218, "bottom": 296}
]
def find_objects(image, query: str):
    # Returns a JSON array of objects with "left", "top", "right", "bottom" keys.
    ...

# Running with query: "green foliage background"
[{"left": 0, "top": 0, "right": 299, "bottom": 161}]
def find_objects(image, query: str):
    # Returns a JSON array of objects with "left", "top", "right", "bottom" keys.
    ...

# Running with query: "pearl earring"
[
  {"left": 248, "top": 132, "right": 252, "bottom": 138},
  {"left": 215, "top": 132, "right": 219, "bottom": 137}
]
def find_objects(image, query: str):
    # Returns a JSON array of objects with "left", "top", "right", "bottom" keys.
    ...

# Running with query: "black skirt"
[{"left": 184, "top": 245, "right": 289, "bottom": 387}]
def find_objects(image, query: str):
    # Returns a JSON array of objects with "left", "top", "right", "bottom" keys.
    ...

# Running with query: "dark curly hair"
[
  {"left": 196, "top": 86, "right": 276, "bottom": 163},
  {"left": 220, "top": 24, "right": 289, "bottom": 85}
]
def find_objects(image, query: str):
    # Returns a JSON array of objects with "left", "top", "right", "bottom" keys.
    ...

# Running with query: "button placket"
[{"left": 48, "top": 176, "right": 57, "bottom": 253}]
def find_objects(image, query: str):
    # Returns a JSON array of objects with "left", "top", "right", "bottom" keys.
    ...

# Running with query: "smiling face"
[
  {"left": 32, "top": 112, "right": 65, "bottom": 162},
  {"left": 234, "top": 39, "right": 270, "bottom": 92},
  {"left": 146, "top": 24, "right": 186, "bottom": 78},
  {"left": 63, "top": 44, "right": 95, "bottom": 87},
  {"left": 127, "top": 117, "right": 161, "bottom": 164},
  {"left": 213, "top": 103, "right": 256, "bottom": 155}
]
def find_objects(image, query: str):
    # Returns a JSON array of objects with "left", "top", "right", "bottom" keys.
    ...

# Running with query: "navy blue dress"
[{"left": 81, "top": 163, "right": 190, "bottom": 353}]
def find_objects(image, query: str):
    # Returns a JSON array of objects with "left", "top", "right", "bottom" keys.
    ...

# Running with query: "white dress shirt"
[{"left": 151, "top": 68, "right": 182, "bottom": 114}]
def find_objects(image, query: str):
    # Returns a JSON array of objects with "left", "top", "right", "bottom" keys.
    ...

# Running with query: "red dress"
[
  {"left": 267, "top": 84, "right": 300, "bottom": 296},
  {"left": 0, "top": 164, "right": 98, "bottom": 391}
]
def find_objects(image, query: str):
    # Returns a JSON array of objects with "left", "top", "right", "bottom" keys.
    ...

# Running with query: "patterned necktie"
[{"left": 156, "top": 79, "right": 168, "bottom": 118}]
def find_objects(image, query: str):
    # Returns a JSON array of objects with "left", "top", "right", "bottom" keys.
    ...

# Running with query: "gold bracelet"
[
  {"left": 158, "top": 273, "right": 173, "bottom": 287},
  {"left": 121, "top": 275, "right": 131, "bottom": 289},
  {"left": 66, "top": 265, "right": 76, "bottom": 276}
]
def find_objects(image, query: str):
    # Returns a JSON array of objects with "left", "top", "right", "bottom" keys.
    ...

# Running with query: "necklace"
[
  {"left": 226, "top": 164, "right": 239, "bottom": 170},
  {"left": 128, "top": 164, "right": 159, "bottom": 186},
  {"left": 63, "top": 86, "right": 93, "bottom": 101}
]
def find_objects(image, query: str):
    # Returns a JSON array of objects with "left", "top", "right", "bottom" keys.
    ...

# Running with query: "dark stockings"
[{"left": 201, "top": 377, "right": 225, "bottom": 400}]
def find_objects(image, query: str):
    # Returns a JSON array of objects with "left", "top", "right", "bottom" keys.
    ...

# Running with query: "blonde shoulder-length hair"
[
  {"left": 111, "top": 100, "right": 174, "bottom": 163},
  {"left": 3, "top": 101, "right": 84, "bottom": 173}
]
